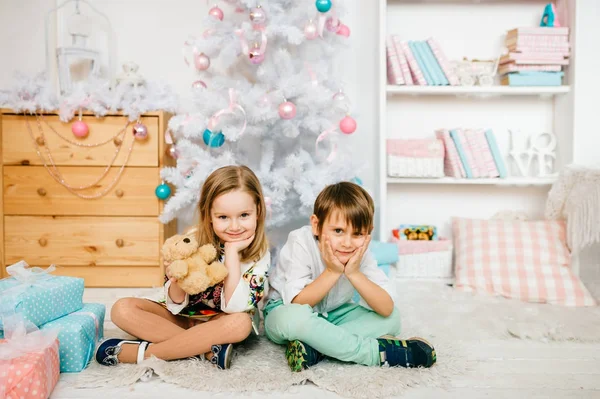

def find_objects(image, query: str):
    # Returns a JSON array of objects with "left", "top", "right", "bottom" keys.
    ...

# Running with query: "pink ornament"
[
  {"left": 166, "top": 145, "right": 179, "bottom": 159},
  {"left": 209, "top": 6, "right": 224, "bottom": 20},
  {"left": 133, "top": 122, "right": 149, "bottom": 141},
  {"left": 71, "top": 120, "right": 89, "bottom": 138},
  {"left": 194, "top": 53, "right": 211, "bottom": 71},
  {"left": 278, "top": 101, "right": 296, "bottom": 120},
  {"left": 337, "top": 24, "right": 350, "bottom": 38},
  {"left": 249, "top": 46, "right": 265, "bottom": 65},
  {"left": 192, "top": 80, "right": 207, "bottom": 89},
  {"left": 339, "top": 116, "right": 356, "bottom": 134},
  {"left": 326, "top": 17, "right": 341, "bottom": 33},
  {"left": 304, "top": 20, "right": 318, "bottom": 40},
  {"left": 249, "top": 6, "right": 267, "bottom": 25}
]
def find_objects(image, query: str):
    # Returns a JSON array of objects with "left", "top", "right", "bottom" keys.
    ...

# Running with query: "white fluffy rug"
[{"left": 71, "top": 282, "right": 600, "bottom": 398}]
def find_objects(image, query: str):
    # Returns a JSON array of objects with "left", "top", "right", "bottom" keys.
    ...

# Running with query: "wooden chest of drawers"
[{"left": 0, "top": 110, "right": 177, "bottom": 287}]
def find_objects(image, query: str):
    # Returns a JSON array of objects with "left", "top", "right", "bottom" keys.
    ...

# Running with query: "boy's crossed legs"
[{"left": 264, "top": 301, "right": 435, "bottom": 370}]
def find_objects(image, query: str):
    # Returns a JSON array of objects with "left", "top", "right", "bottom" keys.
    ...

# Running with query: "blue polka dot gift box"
[
  {"left": 38, "top": 303, "right": 106, "bottom": 373},
  {"left": 0, "top": 261, "right": 84, "bottom": 332}
]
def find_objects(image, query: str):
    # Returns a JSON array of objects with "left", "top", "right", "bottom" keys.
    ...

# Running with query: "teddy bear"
[{"left": 161, "top": 233, "right": 229, "bottom": 295}]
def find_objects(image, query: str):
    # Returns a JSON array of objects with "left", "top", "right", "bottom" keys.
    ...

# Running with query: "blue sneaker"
[
  {"left": 377, "top": 336, "right": 436, "bottom": 368},
  {"left": 210, "top": 343, "right": 233, "bottom": 370},
  {"left": 95, "top": 338, "right": 150, "bottom": 366}
]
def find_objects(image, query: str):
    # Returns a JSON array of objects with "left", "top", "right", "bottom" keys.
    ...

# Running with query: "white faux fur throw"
[{"left": 546, "top": 164, "right": 600, "bottom": 253}]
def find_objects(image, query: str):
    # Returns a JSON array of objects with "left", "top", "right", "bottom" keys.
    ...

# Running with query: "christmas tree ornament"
[
  {"left": 249, "top": 5, "right": 267, "bottom": 25},
  {"left": 194, "top": 52, "right": 211, "bottom": 71},
  {"left": 249, "top": 43, "right": 266, "bottom": 64},
  {"left": 326, "top": 16, "right": 340, "bottom": 32},
  {"left": 192, "top": 80, "right": 207, "bottom": 89},
  {"left": 304, "top": 20, "right": 318, "bottom": 40},
  {"left": 315, "top": 0, "right": 332, "bottom": 13},
  {"left": 166, "top": 145, "right": 179, "bottom": 159},
  {"left": 209, "top": 5, "right": 224, "bottom": 20},
  {"left": 133, "top": 122, "right": 149, "bottom": 140},
  {"left": 155, "top": 182, "right": 172, "bottom": 200},
  {"left": 71, "top": 120, "right": 89, "bottom": 138},
  {"left": 336, "top": 24, "right": 350, "bottom": 37},
  {"left": 203, "top": 128, "right": 225, "bottom": 148},
  {"left": 333, "top": 90, "right": 349, "bottom": 106},
  {"left": 339, "top": 115, "right": 356, "bottom": 134},
  {"left": 278, "top": 100, "right": 296, "bottom": 120},
  {"left": 71, "top": 109, "right": 89, "bottom": 138},
  {"left": 350, "top": 177, "right": 363, "bottom": 186}
]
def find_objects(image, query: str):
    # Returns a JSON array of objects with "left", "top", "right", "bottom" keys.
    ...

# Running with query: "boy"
[{"left": 264, "top": 181, "right": 436, "bottom": 371}]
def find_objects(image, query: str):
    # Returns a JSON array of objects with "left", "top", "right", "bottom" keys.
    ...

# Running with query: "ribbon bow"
[
  {"left": 316, "top": 126, "right": 338, "bottom": 163},
  {"left": 208, "top": 88, "right": 247, "bottom": 139}
]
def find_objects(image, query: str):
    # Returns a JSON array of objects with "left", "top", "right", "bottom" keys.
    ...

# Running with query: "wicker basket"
[
  {"left": 391, "top": 238, "right": 454, "bottom": 279},
  {"left": 386, "top": 139, "right": 444, "bottom": 178}
]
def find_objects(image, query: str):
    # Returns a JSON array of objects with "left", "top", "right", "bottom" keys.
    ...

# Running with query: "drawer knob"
[
  {"left": 115, "top": 189, "right": 124, "bottom": 198},
  {"left": 38, "top": 238, "right": 47, "bottom": 247},
  {"left": 37, "top": 188, "right": 47, "bottom": 196},
  {"left": 116, "top": 239, "right": 124, "bottom": 247},
  {"left": 36, "top": 137, "right": 45, "bottom": 146}
]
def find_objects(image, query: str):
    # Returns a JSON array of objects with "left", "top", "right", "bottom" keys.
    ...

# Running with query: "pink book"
[
  {"left": 463, "top": 128, "right": 489, "bottom": 178},
  {"left": 392, "top": 35, "right": 414, "bottom": 85},
  {"left": 455, "top": 128, "right": 480, "bottom": 178},
  {"left": 426, "top": 37, "right": 460, "bottom": 86},
  {"left": 509, "top": 47, "right": 570, "bottom": 56},
  {"left": 467, "top": 128, "right": 499, "bottom": 177},
  {"left": 386, "top": 36, "right": 404, "bottom": 85},
  {"left": 500, "top": 53, "right": 569, "bottom": 65},
  {"left": 507, "top": 27, "right": 569, "bottom": 36},
  {"left": 400, "top": 41, "right": 427, "bottom": 86},
  {"left": 435, "top": 129, "right": 465, "bottom": 178}
]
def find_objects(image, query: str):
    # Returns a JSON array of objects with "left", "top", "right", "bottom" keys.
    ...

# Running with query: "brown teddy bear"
[{"left": 162, "top": 233, "right": 229, "bottom": 295}]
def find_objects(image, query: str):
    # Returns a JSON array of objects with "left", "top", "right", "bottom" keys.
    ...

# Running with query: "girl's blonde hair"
[{"left": 197, "top": 165, "right": 268, "bottom": 263}]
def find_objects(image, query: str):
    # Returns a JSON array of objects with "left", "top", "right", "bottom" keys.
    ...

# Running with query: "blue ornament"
[
  {"left": 203, "top": 128, "right": 225, "bottom": 148},
  {"left": 350, "top": 177, "right": 363, "bottom": 186},
  {"left": 155, "top": 183, "right": 171, "bottom": 200},
  {"left": 315, "top": 0, "right": 332, "bottom": 13}
]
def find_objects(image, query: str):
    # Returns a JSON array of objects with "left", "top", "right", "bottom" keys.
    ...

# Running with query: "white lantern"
[{"left": 46, "top": 0, "right": 115, "bottom": 94}]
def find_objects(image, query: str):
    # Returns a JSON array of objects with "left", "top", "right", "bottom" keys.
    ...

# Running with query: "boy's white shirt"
[
  {"left": 165, "top": 251, "right": 270, "bottom": 316},
  {"left": 268, "top": 225, "right": 396, "bottom": 315}
]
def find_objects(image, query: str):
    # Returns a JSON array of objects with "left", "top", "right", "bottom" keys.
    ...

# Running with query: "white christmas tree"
[{"left": 160, "top": 0, "right": 360, "bottom": 228}]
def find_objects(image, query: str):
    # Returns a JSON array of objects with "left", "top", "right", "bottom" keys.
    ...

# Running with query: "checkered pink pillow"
[{"left": 453, "top": 218, "right": 596, "bottom": 307}]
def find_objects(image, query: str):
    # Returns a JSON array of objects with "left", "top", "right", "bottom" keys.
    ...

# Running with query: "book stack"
[
  {"left": 499, "top": 27, "right": 569, "bottom": 86},
  {"left": 386, "top": 35, "right": 460, "bottom": 86},
  {"left": 435, "top": 128, "right": 507, "bottom": 179}
]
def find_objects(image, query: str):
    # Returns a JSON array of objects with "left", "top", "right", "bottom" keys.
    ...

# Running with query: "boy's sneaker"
[
  {"left": 377, "top": 336, "right": 436, "bottom": 368},
  {"left": 209, "top": 343, "right": 233, "bottom": 370},
  {"left": 286, "top": 340, "right": 324, "bottom": 372}
]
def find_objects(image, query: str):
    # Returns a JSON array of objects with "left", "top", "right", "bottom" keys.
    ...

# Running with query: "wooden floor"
[{"left": 52, "top": 287, "right": 600, "bottom": 399}]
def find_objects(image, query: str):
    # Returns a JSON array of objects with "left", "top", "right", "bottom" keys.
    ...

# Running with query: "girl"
[{"left": 95, "top": 165, "right": 270, "bottom": 370}]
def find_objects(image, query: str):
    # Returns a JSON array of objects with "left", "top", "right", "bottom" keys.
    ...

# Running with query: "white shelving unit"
[{"left": 376, "top": 0, "right": 577, "bottom": 243}]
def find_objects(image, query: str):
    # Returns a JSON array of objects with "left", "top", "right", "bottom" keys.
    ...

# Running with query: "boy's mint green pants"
[{"left": 263, "top": 299, "right": 401, "bottom": 366}]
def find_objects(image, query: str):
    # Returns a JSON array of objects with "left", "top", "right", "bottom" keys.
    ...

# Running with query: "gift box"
[
  {"left": 386, "top": 139, "right": 445, "bottom": 178},
  {"left": 0, "top": 261, "right": 84, "bottom": 331},
  {"left": 41, "top": 303, "right": 106, "bottom": 373},
  {"left": 0, "top": 316, "right": 60, "bottom": 399}
]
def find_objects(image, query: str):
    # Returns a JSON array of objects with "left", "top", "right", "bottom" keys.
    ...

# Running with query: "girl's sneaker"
[
  {"left": 377, "top": 336, "right": 436, "bottom": 368},
  {"left": 95, "top": 338, "right": 150, "bottom": 366},
  {"left": 286, "top": 340, "right": 324, "bottom": 372},
  {"left": 210, "top": 343, "right": 233, "bottom": 370}
]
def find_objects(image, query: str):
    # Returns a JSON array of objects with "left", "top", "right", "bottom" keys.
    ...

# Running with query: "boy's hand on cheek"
[
  {"left": 320, "top": 236, "right": 345, "bottom": 275},
  {"left": 344, "top": 235, "right": 371, "bottom": 277}
]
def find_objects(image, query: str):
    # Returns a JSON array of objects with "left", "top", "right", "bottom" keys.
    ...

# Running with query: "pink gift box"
[
  {"left": 0, "top": 339, "right": 60, "bottom": 399},
  {"left": 386, "top": 139, "right": 444, "bottom": 158},
  {"left": 389, "top": 236, "right": 452, "bottom": 255}
]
